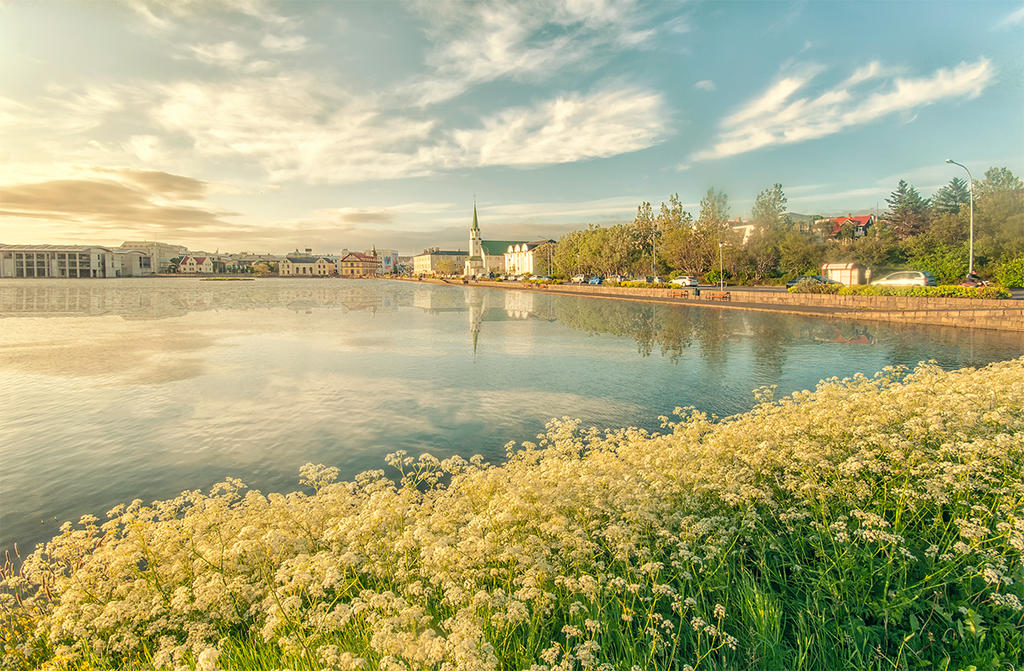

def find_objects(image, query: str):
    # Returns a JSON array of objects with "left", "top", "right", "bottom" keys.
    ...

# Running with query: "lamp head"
[{"left": 945, "top": 158, "right": 953, "bottom": 163}]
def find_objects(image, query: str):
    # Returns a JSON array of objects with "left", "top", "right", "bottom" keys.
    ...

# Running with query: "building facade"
[
  {"left": 413, "top": 249, "right": 468, "bottom": 275},
  {"left": 177, "top": 256, "right": 214, "bottom": 274},
  {"left": 337, "top": 252, "right": 378, "bottom": 277},
  {"left": 119, "top": 241, "right": 187, "bottom": 273},
  {"left": 0, "top": 245, "right": 152, "bottom": 278},
  {"left": 504, "top": 240, "right": 555, "bottom": 276},
  {"left": 279, "top": 256, "right": 335, "bottom": 276}
]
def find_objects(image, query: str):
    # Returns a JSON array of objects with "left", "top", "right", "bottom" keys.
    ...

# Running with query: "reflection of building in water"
[
  {"left": 466, "top": 289, "right": 555, "bottom": 353},
  {"left": 0, "top": 282, "right": 398, "bottom": 320}
]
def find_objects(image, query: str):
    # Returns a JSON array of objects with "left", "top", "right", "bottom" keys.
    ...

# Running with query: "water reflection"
[{"left": 1, "top": 278, "right": 1020, "bottom": 559}]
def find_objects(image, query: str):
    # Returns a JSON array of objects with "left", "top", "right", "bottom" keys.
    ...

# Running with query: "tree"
[
  {"left": 975, "top": 166, "right": 1023, "bottom": 199},
  {"left": 931, "top": 177, "right": 970, "bottom": 214},
  {"left": 631, "top": 201, "right": 657, "bottom": 274},
  {"left": 751, "top": 183, "right": 788, "bottom": 231},
  {"left": 696, "top": 188, "right": 730, "bottom": 232},
  {"left": 883, "top": 179, "right": 930, "bottom": 239}
]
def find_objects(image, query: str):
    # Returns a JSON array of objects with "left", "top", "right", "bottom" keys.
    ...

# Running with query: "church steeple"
[{"left": 471, "top": 200, "right": 479, "bottom": 231}]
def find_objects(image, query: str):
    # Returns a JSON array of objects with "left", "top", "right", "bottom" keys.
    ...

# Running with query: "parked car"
[
  {"left": 786, "top": 275, "right": 840, "bottom": 289},
  {"left": 871, "top": 271, "right": 937, "bottom": 287},
  {"left": 588, "top": 276, "right": 603, "bottom": 285},
  {"left": 607, "top": 275, "right": 627, "bottom": 283},
  {"left": 571, "top": 274, "right": 586, "bottom": 283},
  {"left": 960, "top": 272, "right": 989, "bottom": 287},
  {"left": 670, "top": 276, "right": 698, "bottom": 287}
]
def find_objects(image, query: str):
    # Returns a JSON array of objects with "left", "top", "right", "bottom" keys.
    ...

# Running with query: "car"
[
  {"left": 588, "top": 276, "right": 603, "bottom": 285},
  {"left": 607, "top": 275, "right": 627, "bottom": 283},
  {"left": 670, "top": 276, "right": 698, "bottom": 287},
  {"left": 871, "top": 271, "right": 937, "bottom": 287},
  {"left": 571, "top": 274, "right": 586, "bottom": 283},
  {"left": 960, "top": 272, "right": 989, "bottom": 287},
  {"left": 786, "top": 275, "right": 840, "bottom": 289}
]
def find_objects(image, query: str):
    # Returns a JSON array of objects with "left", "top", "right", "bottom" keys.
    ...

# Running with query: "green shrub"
[
  {"left": 787, "top": 283, "right": 841, "bottom": 294},
  {"left": 995, "top": 257, "right": 1024, "bottom": 289},
  {"left": 837, "top": 284, "right": 1011, "bottom": 299}
]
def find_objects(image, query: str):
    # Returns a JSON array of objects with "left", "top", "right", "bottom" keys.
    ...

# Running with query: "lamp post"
[
  {"left": 718, "top": 241, "right": 724, "bottom": 289},
  {"left": 945, "top": 158, "right": 974, "bottom": 276}
]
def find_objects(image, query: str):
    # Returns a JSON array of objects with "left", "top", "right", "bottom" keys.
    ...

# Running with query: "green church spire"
[{"left": 471, "top": 200, "right": 479, "bottom": 231}]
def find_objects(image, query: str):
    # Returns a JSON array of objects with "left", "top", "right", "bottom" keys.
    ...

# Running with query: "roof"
[
  {"left": 0, "top": 244, "right": 114, "bottom": 252},
  {"left": 282, "top": 256, "right": 326, "bottom": 264},
  {"left": 481, "top": 240, "right": 526, "bottom": 255},
  {"left": 471, "top": 202, "right": 479, "bottom": 231},
  {"left": 820, "top": 214, "right": 874, "bottom": 235},
  {"left": 415, "top": 250, "right": 467, "bottom": 257}
]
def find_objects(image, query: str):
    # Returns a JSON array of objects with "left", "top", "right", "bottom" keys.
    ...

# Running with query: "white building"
[
  {"left": 0, "top": 245, "right": 152, "bottom": 278},
  {"left": 504, "top": 240, "right": 555, "bottom": 276},
  {"left": 119, "top": 241, "right": 187, "bottom": 273},
  {"left": 464, "top": 203, "right": 525, "bottom": 277},
  {"left": 279, "top": 255, "right": 335, "bottom": 276},
  {"left": 373, "top": 248, "right": 400, "bottom": 274}
]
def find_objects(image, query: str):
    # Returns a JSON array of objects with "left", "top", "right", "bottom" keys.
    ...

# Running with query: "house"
[
  {"left": 279, "top": 255, "right": 335, "bottom": 276},
  {"left": 728, "top": 218, "right": 756, "bottom": 245},
  {"left": 336, "top": 251, "right": 378, "bottom": 277},
  {"left": 177, "top": 256, "right": 214, "bottom": 274},
  {"left": 504, "top": 240, "right": 555, "bottom": 276},
  {"left": 815, "top": 214, "right": 875, "bottom": 239}
]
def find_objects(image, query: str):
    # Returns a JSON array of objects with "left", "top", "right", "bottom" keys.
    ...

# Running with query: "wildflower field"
[{"left": 3, "top": 359, "right": 1022, "bottom": 671}]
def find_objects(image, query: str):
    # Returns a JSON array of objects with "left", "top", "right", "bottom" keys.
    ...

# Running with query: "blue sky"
[{"left": 0, "top": 0, "right": 1021, "bottom": 254}]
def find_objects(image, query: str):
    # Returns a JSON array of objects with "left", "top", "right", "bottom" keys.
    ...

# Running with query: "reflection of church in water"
[{"left": 411, "top": 286, "right": 554, "bottom": 352}]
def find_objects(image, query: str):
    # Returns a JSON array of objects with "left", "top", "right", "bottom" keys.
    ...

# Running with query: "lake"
[{"left": 1, "top": 278, "right": 1021, "bottom": 557}]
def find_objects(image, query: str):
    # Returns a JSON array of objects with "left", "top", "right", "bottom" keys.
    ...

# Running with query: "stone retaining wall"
[{"left": 465, "top": 281, "right": 1024, "bottom": 333}]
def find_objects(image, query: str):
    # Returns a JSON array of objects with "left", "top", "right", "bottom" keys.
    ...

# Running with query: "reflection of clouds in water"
[{"left": 0, "top": 317, "right": 214, "bottom": 384}]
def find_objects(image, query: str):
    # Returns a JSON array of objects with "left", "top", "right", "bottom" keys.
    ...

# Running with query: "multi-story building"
[
  {"left": 0, "top": 245, "right": 151, "bottom": 278},
  {"left": 413, "top": 249, "right": 468, "bottom": 275},
  {"left": 464, "top": 203, "right": 525, "bottom": 277},
  {"left": 119, "top": 241, "right": 187, "bottom": 273},
  {"left": 337, "top": 251, "right": 378, "bottom": 277},
  {"left": 279, "top": 255, "right": 336, "bottom": 276},
  {"left": 372, "top": 248, "right": 399, "bottom": 274}
]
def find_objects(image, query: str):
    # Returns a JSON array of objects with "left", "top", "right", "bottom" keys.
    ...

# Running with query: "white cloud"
[
  {"left": 149, "top": 75, "right": 668, "bottom": 182},
  {"left": 691, "top": 58, "right": 995, "bottom": 162},
  {"left": 260, "top": 33, "right": 308, "bottom": 52},
  {"left": 188, "top": 41, "right": 249, "bottom": 67},
  {"left": 995, "top": 4, "right": 1024, "bottom": 27},
  {"left": 407, "top": 0, "right": 654, "bottom": 105},
  {"left": 694, "top": 80, "right": 715, "bottom": 91}
]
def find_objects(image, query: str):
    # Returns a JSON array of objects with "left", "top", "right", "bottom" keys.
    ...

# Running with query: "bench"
[
  {"left": 668, "top": 290, "right": 691, "bottom": 298},
  {"left": 705, "top": 291, "right": 731, "bottom": 301}
]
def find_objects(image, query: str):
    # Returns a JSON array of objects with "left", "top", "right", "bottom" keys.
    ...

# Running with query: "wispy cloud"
[
  {"left": 690, "top": 58, "right": 995, "bottom": 163},
  {"left": 188, "top": 41, "right": 249, "bottom": 67},
  {"left": 407, "top": 0, "right": 655, "bottom": 106},
  {"left": 0, "top": 169, "right": 237, "bottom": 238},
  {"left": 995, "top": 4, "right": 1024, "bottom": 28},
  {"left": 149, "top": 75, "right": 668, "bottom": 182},
  {"left": 694, "top": 80, "right": 715, "bottom": 92}
]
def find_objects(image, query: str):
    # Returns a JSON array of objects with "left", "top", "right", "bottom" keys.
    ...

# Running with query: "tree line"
[{"left": 544, "top": 167, "right": 1024, "bottom": 286}]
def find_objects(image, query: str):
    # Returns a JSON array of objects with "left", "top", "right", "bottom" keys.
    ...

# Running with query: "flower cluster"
[{"left": 3, "top": 358, "right": 1023, "bottom": 670}]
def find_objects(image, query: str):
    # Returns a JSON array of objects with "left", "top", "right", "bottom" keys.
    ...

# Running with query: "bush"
[
  {"left": 787, "top": 282, "right": 841, "bottom": 294},
  {"left": 995, "top": 257, "right": 1024, "bottom": 289},
  {"left": 4, "top": 361, "right": 1023, "bottom": 670},
  {"left": 837, "top": 284, "right": 1011, "bottom": 299}
]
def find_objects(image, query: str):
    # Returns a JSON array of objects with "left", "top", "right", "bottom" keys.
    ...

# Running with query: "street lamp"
[
  {"left": 945, "top": 158, "right": 974, "bottom": 276},
  {"left": 718, "top": 241, "right": 724, "bottom": 289}
]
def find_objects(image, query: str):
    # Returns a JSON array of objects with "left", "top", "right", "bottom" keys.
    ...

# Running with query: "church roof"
[
  {"left": 481, "top": 240, "right": 526, "bottom": 255},
  {"left": 471, "top": 202, "right": 479, "bottom": 231}
]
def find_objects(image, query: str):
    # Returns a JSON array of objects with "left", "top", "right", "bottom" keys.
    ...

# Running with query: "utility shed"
[{"left": 822, "top": 262, "right": 870, "bottom": 286}]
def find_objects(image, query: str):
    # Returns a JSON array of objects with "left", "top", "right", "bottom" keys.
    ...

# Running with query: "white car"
[
  {"left": 571, "top": 274, "right": 587, "bottom": 283},
  {"left": 670, "top": 276, "right": 698, "bottom": 287},
  {"left": 871, "top": 271, "right": 937, "bottom": 287}
]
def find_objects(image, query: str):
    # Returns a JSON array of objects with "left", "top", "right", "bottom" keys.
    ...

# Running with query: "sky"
[{"left": 0, "top": 0, "right": 1022, "bottom": 255}]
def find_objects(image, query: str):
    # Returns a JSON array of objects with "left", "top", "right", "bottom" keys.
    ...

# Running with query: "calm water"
[{"left": 1, "top": 278, "right": 1021, "bottom": 556}]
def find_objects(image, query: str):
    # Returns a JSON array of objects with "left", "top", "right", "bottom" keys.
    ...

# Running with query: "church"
[{"left": 464, "top": 202, "right": 526, "bottom": 278}]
